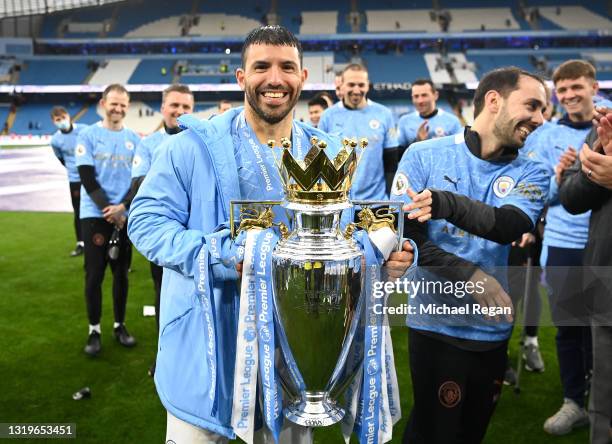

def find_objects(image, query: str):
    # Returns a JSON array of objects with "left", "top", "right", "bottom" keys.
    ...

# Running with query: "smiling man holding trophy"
[{"left": 128, "top": 25, "right": 415, "bottom": 443}]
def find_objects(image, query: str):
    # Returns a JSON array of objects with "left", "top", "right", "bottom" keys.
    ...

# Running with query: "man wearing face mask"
[
  {"left": 126, "top": 84, "right": 194, "bottom": 376},
  {"left": 50, "top": 107, "right": 87, "bottom": 256},
  {"left": 319, "top": 63, "right": 400, "bottom": 196},
  {"left": 76, "top": 83, "right": 141, "bottom": 356}
]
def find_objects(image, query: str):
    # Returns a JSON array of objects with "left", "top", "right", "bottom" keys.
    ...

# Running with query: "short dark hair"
[
  {"left": 102, "top": 83, "right": 129, "bottom": 100},
  {"left": 342, "top": 63, "right": 368, "bottom": 80},
  {"left": 162, "top": 84, "right": 192, "bottom": 103},
  {"left": 552, "top": 59, "right": 596, "bottom": 84},
  {"left": 50, "top": 106, "right": 68, "bottom": 118},
  {"left": 241, "top": 25, "right": 302, "bottom": 69},
  {"left": 316, "top": 91, "right": 334, "bottom": 102},
  {"left": 473, "top": 67, "right": 545, "bottom": 118},
  {"left": 411, "top": 78, "right": 436, "bottom": 93},
  {"left": 308, "top": 96, "right": 328, "bottom": 109}
]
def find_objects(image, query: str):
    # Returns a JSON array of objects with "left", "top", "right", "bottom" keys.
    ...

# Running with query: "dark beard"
[
  {"left": 493, "top": 123, "right": 523, "bottom": 149},
  {"left": 493, "top": 107, "right": 524, "bottom": 149},
  {"left": 245, "top": 88, "right": 297, "bottom": 125}
]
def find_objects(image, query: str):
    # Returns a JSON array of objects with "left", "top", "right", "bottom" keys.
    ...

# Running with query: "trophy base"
[{"left": 284, "top": 392, "right": 345, "bottom": 427}]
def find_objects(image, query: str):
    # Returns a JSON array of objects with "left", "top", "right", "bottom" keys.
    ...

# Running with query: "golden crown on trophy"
[{"left": 268, "top": 136, "right": 368, "bottom": 204}]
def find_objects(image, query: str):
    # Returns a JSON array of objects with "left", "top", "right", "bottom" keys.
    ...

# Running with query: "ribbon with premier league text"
[
  {"left": 231, "top": 224, "right": 404, "bottom": 444},
  {"left": 194, "top": 245, "right": 218, "bottom": 416},
  {"left": 231, "top": 230, "right": 260, "bottom": 444},
  {"left": 231, "top": 227, "right": 284, "bottom": 443},
  {"left": 356, "top": 231, "right": 383, "bottom": 444},
  {"left": 194, "top": 226, "right": 246, "bottom": 418},
  {"left": 253, "top": 228, "right": 283, "bottom": 443},
  {"left": 340, "top": 230, "right": 401, "bottom": 444}
]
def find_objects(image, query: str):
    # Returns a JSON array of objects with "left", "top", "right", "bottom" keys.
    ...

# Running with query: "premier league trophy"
[{"left": 231, "top": 136, "right": 401, "bottom": 430}]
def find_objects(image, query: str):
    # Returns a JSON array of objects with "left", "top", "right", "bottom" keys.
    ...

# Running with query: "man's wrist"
[{"left": 429, "top": 190, "right": 451, "bottom": 220}]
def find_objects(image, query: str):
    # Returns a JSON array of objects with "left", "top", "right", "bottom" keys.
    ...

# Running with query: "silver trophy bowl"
[{"left": 272, "top": 201, "right": 364, "bottom": 427}]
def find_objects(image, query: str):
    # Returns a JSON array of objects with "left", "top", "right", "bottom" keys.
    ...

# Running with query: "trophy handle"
[
  {"left": 350, "top": 200, "right": 406, "bottom": 252},
  {"left": 229, "top": 200, "right": 283, "bottom": 238}
]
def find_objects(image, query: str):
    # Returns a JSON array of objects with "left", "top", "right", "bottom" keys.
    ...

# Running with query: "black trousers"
[
  {"left": 403, "top": 329, "right": 507, "bottom": 444},
  {"left": 69, "top": 182, "right": 82, "bottom": 242},
  {"left": 545, "top": 246, "right": 592, "bottom": 407},
  {"left": 82, "top": 218, "right": 131, "bottom": 325},
  {"left": 150, "top": 261, "right": 162, "bottom": 330}
]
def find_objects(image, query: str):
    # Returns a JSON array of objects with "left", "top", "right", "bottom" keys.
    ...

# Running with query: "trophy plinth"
[{"left": 284, "top": 392, "right": 345, "bottom": 427}]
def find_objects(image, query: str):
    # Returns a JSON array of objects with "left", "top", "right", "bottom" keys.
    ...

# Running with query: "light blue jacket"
[{"left": 128, "top": 107, "right": 342, "bottom": 437}]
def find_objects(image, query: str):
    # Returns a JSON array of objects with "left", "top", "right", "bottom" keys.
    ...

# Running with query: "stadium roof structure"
[{"left": 0, "top": 0, "right": 124, "bottom": 18}]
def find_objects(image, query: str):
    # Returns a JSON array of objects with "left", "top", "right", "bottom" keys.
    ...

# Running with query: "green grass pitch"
[{"left": 0, "top": 212, "right": 589, "bottom": 443}]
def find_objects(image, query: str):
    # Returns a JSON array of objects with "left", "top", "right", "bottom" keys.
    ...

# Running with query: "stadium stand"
[
  {"left": 299, "top": 11, "right": 338, "bottom": 35},
  {"left": 536, "top": 6, "right": 612, "bottom": 31},
  {"left": 585, "top": 52, "right": 612, "bottom": 81},
  {"left": 39, "top": 0, "right": 192, "bottom": 38},
  {"left": 177, "top": 57, "right": 240, "bottom": 84},
  {"left": 544, "top": 52, "right": 584, "bottom": 73},
  {"left": 7, "top": 102, "right": 84, "bottom": 135},
  {"left": 531, "top": 0, "right": 609, "bottom": 17},
  {"left": 88, "top": 58, "right": 140, "bottom": 85},
  {"left": 188, "top": 14, "right": 262, "bottom": 37},
  {"left": 74, "top": 104, "right": 101, "bottom": 126},
  {"left": 446, "top": 53, "right": 479, "bottom": 83},
  {"left": 365, "top": 10, "right": 440, "bottom": 33},
  {"left": 467, "top": 53, "right": 535, "bottom": 78},
  {"left": 303, "top": 53, "right": 334, "bottom": 83},
  {"left": 121, "top": 101, "right": 162, "bottom": 135},
  {"left": 128, "top": 59, "right": 175, "bottom": 84},
  {"left": 276, "top": 0, "right": 351, "bottom": 34},
  {"left": 18, "top": 59, "right": 91, "bottom": 85},
  {"left": 445, "top": 8, "right": 521, "bottom": 32},
  {"left": 424, "top": 53, "right": 452, "bottom": 84},
  {"left": 361, "top": 52, "right": 430, "bottom": 83},
  {"left": 124, "top": 16, "right": 183, "bottom": 38},
  {"left": 0, "top": 104, "right": 10, "bottom": 131},
  {"left": 11, "top": 103, "right": 60, "bottom": 134},
  {"left": 2, "top": 0, "right": 611, "bottom": 137},
  {"left": 111, "top": 0, "right": 192, "bottom": 36},
  {"left": 0, "top": 60, "right": 12, "bottom": 82}
]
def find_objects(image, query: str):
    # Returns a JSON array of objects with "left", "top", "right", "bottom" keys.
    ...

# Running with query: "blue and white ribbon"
[
  {"left": 231, "top": 224, "right": 404, "bottom": 444},
  {"left": 231, "top": 227, "right": 290, "bottom": 443},
  {"left": 340, "top": 230, "right": 401, "bottom": 444},
  {"left": 253, "top": 228, "right": 283, "bottom": 443},
  {"left": 356, "top": 231, "right": 384, "bottom": 444},
  {"left": 231, "top": 230, "right": 261, "bottom": 444},
  {"left": 194, "top": 226, "right": 246, "bottom": 418}
]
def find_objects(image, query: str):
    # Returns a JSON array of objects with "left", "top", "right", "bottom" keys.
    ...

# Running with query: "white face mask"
[{"left": 55, "top": 119, "right": 71, "bottom": 131}]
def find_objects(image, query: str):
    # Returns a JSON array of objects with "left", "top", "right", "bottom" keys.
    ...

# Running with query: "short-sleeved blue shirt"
[
  {"left": 75, "top": 122, "right": 141, "bottom": 218},
  {"left": 132, "top": 128, "right": 170, "bottom": 178},
  {"left": 50, "top": 123, "right": 87, "bottom": 182},
  {"left": 391, "top": 132, "right": 549, "bottom": 341},
  {"left": 397, "top": 109, "right": 463, "bottom": 147},
  {"left": 318, "top": 100, "right": 398, "bottom": 201}
]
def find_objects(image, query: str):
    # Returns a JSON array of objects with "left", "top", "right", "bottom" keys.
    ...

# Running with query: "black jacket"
[{"left": 559, "top": 129, "right": 612, "bottom": 325}]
